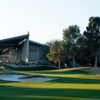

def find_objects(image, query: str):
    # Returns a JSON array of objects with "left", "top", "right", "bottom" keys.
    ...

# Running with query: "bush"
[
  {"left": 38, "top": 62, "right": 42, "bottom": 64},
  {"left": 6, "top": 61, "right": 9, "bottom": 64},
  {"left": 6, "top": 61, "right": 12, "bottom": 64},
  {"left": 30, "top": 62, "right": 37, "bottom": 64},
  {"left": 0, "top": 66, "right": 5, "bottom": 70},
  {"left": 0, "top": 60, "right": 3, "bottom": 64},
  {"left": 27, "top": 63, "right": 29, "bottom": 66},
  {"left": 16, "top": 60, "right": 28, "bottom": 65},
  {"left": 42, "top": 62, "right": 48, "bottom": 65},
  {"left": 0, "top": 62, "right": 3, "bottom": 64}
]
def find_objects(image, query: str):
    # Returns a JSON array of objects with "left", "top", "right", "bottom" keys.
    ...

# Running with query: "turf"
[{"left": 0, "top": 68, "right": 100, "bottom": 100}]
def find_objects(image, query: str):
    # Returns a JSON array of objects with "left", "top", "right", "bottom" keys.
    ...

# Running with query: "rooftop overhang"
[{"left": 0, "top": 34, "right": 29, "bottom": 48}]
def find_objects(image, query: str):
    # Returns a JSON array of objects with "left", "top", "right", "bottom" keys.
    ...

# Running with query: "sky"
[{"left": 0, "top": 0, "right": 100, "bottom": 44}]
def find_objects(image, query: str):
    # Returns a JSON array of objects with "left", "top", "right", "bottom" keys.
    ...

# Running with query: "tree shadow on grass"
[
  {"left": 0, "top": 85, "right": 100, "bottom": 100},
  {"left": 28, "top": 70, "right": 100, "bottom": 84},
  {"left": 0, "top": 80, "right": 20, "bottom": 83},
  {"left": 50, "top": 76, "right": 100, "bottom": 84},
  {"left": 32, "top": 70, "right": 89, "bottom": 75}
]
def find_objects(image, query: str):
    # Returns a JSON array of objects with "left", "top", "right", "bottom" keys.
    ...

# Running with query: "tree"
[
  {"left": 63, "top": 25, "right": 81, "bottom": 67},
  {"left": 76, "top": 35, "right": 90, "bottom": 66},
  {"left": 46, "top": 41, "right": 66, "bottom": 69},
  {"left": 84, "top": 17, "right": 100, "bottom": 67},
  {"left": 40, "top": 40, "right": 56, "bottom": 62}
]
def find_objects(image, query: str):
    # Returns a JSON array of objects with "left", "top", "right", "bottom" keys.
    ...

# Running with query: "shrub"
[
  {"left": 16, "top": 60, "right": 27, "bottom": 65},
  {"left": 30, "top": 62, "right": 37, "bottom": 64},
  {"left": 38, "top": 62, "right": 42, "bottom": 64},
  {"left": 0, "top": 66, "right": 5, "bottom": 70},
  {"left": 0, "top": 60, "right": 3, "bottom": 64},
  {"left": 6, "top": 61, "right": 9, "bottom": 64},
  {"left": 0, "top": 62, "right": 3, "bottom": 64},
  {"left": 42, "top": 62, "right": 48, "bottom": 65},
  {"left": 6, "top": 61, "right": 12, "bottom": 64},
  {"left": 27, "top": 63, "right": 29, "bottom": 66}
]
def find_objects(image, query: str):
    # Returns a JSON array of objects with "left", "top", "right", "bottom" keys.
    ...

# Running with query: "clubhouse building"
[{"left": 0, "top": 33, "right": 43, "bottom": 63}]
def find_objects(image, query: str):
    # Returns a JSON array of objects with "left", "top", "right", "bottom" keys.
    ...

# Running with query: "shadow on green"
[{"left": 0, "top": 85, "right": 100, "bottom": 100}]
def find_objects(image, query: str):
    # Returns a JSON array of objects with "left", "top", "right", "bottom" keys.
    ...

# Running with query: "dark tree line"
[{"left": 41, "top": 16, "right": 100, "bottom": 68}]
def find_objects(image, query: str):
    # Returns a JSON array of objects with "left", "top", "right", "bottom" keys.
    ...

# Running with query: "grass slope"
[{"left": 0, "top": 69, "right": 100, "bottom": 100}]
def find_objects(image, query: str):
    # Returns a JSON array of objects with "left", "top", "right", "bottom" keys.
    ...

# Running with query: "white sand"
[{"left": 0, "top": 74, "right": 52, "bottom": 82}]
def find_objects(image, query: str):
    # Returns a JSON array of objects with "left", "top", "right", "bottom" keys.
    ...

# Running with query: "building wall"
[
  {"left": 0, "top": 39, "right": 43, "bottom": 63},
  {"left": 21, "top": 38, "right": 29, "bottom": 63},
  {"left": 29, "top": 43, "right": 42, "bottom": 63}
]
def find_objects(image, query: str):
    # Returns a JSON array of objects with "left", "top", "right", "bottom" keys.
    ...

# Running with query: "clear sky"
[{"left": 0, "top": 0, "right": 100, "bottom": 43}]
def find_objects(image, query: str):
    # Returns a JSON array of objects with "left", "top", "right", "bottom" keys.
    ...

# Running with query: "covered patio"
[{"left": 0, "top": 34, "right": 29, "bottom": 63}]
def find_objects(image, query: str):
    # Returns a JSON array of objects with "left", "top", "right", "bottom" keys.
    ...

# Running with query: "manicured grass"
[{"left": 0, "top": 68, "right": 100, "bottom": 100}]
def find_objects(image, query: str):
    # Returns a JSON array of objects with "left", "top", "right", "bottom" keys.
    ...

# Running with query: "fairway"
[{"left": 0, "top": 68, "right": 100, "bottom": 100}]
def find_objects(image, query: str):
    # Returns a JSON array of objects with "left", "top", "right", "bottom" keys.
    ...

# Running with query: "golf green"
[{"left": 0, "top": 68, "right": 100, "bottom": 100}]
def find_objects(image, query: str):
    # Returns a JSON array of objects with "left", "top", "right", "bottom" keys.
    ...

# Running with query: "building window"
[{"left": 29, "top": 49, "right": 37, "bottom": 52}]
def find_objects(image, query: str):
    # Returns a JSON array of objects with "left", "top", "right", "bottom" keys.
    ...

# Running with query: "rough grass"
[
  {"left": 77, "top": 67, "right": 100, "bottom": 73},
  {"left": 0, "top": 68, "right": 100, "bottom": 100}
]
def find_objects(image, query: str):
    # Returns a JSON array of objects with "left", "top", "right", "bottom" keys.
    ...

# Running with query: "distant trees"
[
  {"left": 46, "top": 25, "right": 83, "bottom": 68},
  {"left": 40, "top": 40, "right": 55, "bottom": 62},
  {"left": 84, "top": 17, "right": 100, "bottom": 67},
  {"left": 63, "top": 25, "right": 81, "bottom": 67},
  {"left": 46, "top": 16, "right": 100, "bottom": 68},
  {"left": 46, "top": 41, "right": 66, "bottom": 69}
]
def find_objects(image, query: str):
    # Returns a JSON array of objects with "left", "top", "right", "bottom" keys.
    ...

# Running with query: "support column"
[{"left": 21, "top": 37, "right": 29, "bottom": 63}]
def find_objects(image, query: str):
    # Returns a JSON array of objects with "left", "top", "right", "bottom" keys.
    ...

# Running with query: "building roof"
[
  {"left": 29, "top": 40, "right": 43, "bottom": 46},
  {"left": 0, "top": 34, "right": 43, "bottom": 47}
]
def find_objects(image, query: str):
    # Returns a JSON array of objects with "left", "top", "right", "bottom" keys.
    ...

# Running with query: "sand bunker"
[{"left": 0, "top": 74, "right": 53, "bottom": 82}]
